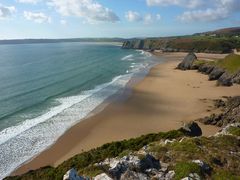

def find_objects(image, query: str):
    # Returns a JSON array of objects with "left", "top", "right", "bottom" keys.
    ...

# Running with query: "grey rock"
[
  {"left": 138, "top": 154, "right": 160, "bottom": 171},
  {"left": 165, "top": 170, "right": 175, "bottom": 179},
  {"left": 94, "top": 173, "right": 112, "bottom": 180},
  {"left": 120, "top": 170, "right": 149, "bottom": 180},
  {"left": 177, "top": 52, "right": 197, "bottom": 70},
  {"left": 180, "top": 121, "right": 202, "bottom": 137},
  {"left": 63, "top": 169, "right": 85, "bottom": 180},
  {"left": 208, "top": 67, "right": 225, "bottom": 80},
  {"left": 198, "top": 96, "right": 240, "bottom": 127},
  {"left": 217, "top": 72, "right": 233, "bottom": 86},
  {"left": 232, "top": 71, "right": 240, "bottom": 84},
  {"left": 192, "top": 160, "right": 211, "bottom": 174},
  {"left": 198, "top": 64, "right": 214, "bottom": 74},
  {"left": 107, "top": 154, "right": 159, "bottom": 179}
]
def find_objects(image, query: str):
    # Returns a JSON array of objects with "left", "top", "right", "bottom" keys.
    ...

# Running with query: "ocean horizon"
[{"left": 0, "top": 42, "right": 158, "bottom": 178}]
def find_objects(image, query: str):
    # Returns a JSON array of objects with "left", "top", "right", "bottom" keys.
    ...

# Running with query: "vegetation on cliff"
[{"left": 122, "top": 36, "right": 240, "bottom": 53}]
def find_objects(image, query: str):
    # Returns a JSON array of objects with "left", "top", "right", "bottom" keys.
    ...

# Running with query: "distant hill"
[
  {"left": 122, "top": 27, "right": 240, "bottom": 53},
  {"left": 0, "top": 38, "right": 125, "bottom": 45},
  {"left": 195, "top": 27, "right": 240, "bottom": 36}
]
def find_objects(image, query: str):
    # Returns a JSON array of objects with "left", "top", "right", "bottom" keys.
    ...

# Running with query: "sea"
[{"left": 0, "top": 42, "right": 160, "bottom": 178}]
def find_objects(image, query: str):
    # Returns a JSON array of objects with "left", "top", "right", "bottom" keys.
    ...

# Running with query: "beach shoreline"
[{"left": 12, "top": 52, "right": 240, "bottom": 177}]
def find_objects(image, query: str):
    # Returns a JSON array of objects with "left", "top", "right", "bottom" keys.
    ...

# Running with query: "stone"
[
  {"left": 63, "top": 168, "right": 85, "bottom": 180},
  {"left": 120, "top": 170, "right": 149, "bottom": 180},
  {"left": 217, "top": 72, "right": 233, "bottom": 86},
  {"left": 192, "top": 160, "right": 211, "bottom": 174},
  {"left": 106, "top": 154, "right": 159, "bottom": 179},
  {"left": 94, "top": 173, "right": 112, "bottom": 180},
  {"left": 208, "top": 67, "right": 225, "bottom": 80},
  {"left": 177, "top": 52, "right": 197, "bottom": 70},
  {"left": 139, "top": 154, "right": 160, "bottom": 171},
  {"left": 165, "top": 170, "right": 175, "bottom": 179},
  {"left": 232, "top": 71, "right": 240, "bottom": 84},
  {"left": 180, "top": 121, "right": 202, "bottom": 137},
  {"left": 198, "top": 64, "right": 214, "bottom": 74}
]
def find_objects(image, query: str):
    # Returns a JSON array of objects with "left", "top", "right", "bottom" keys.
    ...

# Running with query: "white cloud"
[
  {"left": 125, "top": 11, "right": 161, "bottom": 24},
  {"left": 24, "top": 11, "right": 51, "bottom": 23},
  {"left": 177, "top": 8, "right": 228, "bottom": 22},
  {"left": 48, "top": 0, "right": 119, "bottom": 23},
  {"left": 125, "top": 11, "right": 142, "bottom": 22},
  {"left": 17, "top": 0, "right": 40, "bottom": 4},
  {"left": 0, "top": 4, "right": 16, "bottom": 19},
  {"left": 177, "top": 0, "right": 240, "bottom": 22},
  {"left": 146, "top": 0, "right": 204, "bottom": 9},
  {"left": 60, "top": 19, "right": 67, "bottom": 25}
]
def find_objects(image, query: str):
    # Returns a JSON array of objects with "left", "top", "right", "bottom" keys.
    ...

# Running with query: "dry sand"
[{"left": 13, "top": 52, "right": 240, "bottom": 176}]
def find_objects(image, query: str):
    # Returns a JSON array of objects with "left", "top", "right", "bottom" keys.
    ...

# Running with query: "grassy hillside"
[
  {"left": 216, "top": 54, "right": 240, "bottom": 73},
  {"left": 5, "top": 127, "right": 240, "bottom": 180},
  {"left": 5, "top": 130, "right": 184, "bottom": 180},
  {"left": 122, "top": 36, "right": 240, "bottom": 53}
]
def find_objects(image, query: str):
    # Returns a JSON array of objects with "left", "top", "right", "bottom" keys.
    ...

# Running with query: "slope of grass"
[
  {"left": 216, "top": 54, "right": 240, "bottom": 73},
  {"left": 5, "top": 130, "right": 184, "bottom": 180}
]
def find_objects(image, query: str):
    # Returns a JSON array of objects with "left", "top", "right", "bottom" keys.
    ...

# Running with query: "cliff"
[{"left": 122, "top": 36, "right": 240, "bottom": 54}]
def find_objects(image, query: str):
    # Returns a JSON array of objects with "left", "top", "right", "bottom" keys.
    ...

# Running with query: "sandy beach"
[{"left": 13, "top": 52, "right": 240, "bottom": 176}]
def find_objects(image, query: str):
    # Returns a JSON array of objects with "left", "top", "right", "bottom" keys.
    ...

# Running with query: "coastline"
[{"left": 12, "top": 52, "right": 240, "bottom": 176}]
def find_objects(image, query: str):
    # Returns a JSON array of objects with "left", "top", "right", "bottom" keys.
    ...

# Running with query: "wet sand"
[{"left": 13, "top": 52, "right": 240, "bottom": 176}]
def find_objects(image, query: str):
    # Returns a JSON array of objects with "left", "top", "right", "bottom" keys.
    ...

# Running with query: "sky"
[{"left": 0, "top": 0, "right": 240, "bottom": 39}]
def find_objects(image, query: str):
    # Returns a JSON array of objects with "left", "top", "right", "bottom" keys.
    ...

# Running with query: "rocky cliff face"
[{"left": 122, "top": 37, "right": 239, "bottom": 53}]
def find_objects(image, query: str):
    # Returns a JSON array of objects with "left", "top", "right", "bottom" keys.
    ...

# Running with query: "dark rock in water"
[
  {"left": 177, "top": 52, "right": 197, "bottom": 70},
  {"left": 198, "top": 64, "right": 214, "bottom": 74},
  {"left": 180, "top": 121, "right": 202, "bottom": 137},
  {"left": 120, "top": 170, "right": 148, "bottom": 180},
  {"left": 217, "top": 72, "right": 233, "bottom": 86},
  {"left": 208, "top": 67, "right": 225, "bottom": 80}
]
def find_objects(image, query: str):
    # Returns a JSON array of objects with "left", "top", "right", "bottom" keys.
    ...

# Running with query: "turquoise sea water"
[{"left": 0, "top": 42, "right": 159, "bottom": 178}]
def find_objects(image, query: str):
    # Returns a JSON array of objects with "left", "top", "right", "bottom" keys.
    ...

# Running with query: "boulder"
[
  {"left": 120, "top": 170, "right": 148, "bottom": 180},
  {"left": 232, "top": 71, "right": 240, "bottom": 84},
  {"left": 180, "top": 121, "right": 202, "bottom": 137},
  {"left": 94, "top": 173, "right": 112, "bottom": 180},
  {"left": 139, "top": 154, "right": 160, "bottom": 171},
  {"left": 165, "top": 170, "right": 175, "bottom": 179},
  {"left": 177, "top": 52, "right": 197, "bottom": 70},
  {"left": 198, "top": 96, "right": 240, "bottom": 127},
  {"left": 208, "top": 67, "right": 225, "bottom": 80},
  {"left": 198, "top": 64, "right": 214, "bottom": 74},
  {"left": 217, "top": 72, "right": 233, "bottom": 86},
  {"left": 181, "top": 173, "right": 201, "bottom": 180},
  {"left": 63, "top": 169, "right": 85, "bottom": 180},
  {"left": 107, "top": 154, "right": 159, "bottom": 179},
  {"left": 192, "top": 160, "right": 211, "bottom": 174}
]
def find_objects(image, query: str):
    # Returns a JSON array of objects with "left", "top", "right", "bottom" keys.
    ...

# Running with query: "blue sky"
[{"left": 0, "top": 0, "right": 240, "bottom": 39}]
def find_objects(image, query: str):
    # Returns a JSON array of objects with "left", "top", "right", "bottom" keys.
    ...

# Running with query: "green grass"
[
  {"left": 5, "top": 130, "right": 184, "bottom": 180},
  {"left": 173, "top": 162, "right": 202, "bottom": 180},
  {"left": 212, "top": 170, "right": 240, "bottom": 180},
  {"left": 216, "top": 54, "right": 240, "bottom": 74},
  {"left": 228, "top": 126, "right": 240, "bottom": 136}
]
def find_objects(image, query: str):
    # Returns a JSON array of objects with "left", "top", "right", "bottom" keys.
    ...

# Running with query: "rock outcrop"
[
  {"left": 217, "top": 72, "right": 233, "bottom": 86},
  {"left": 177, "top": 56, "right": 240, "bottom": 87},
  {"left": 63, "top": 169, "right": 84, "bottom": 180},
  {"left": 177, "top": 52, "right": 197, "bottom": 70},
  {"left": 180, "top": 121, "right": 202, "bottom": 137},
  {"left": 199, "top": 96, "right": 240, "bottom": 127},
  {"left": 208, "top": 67, "right": 225, "bottom": 80}
]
